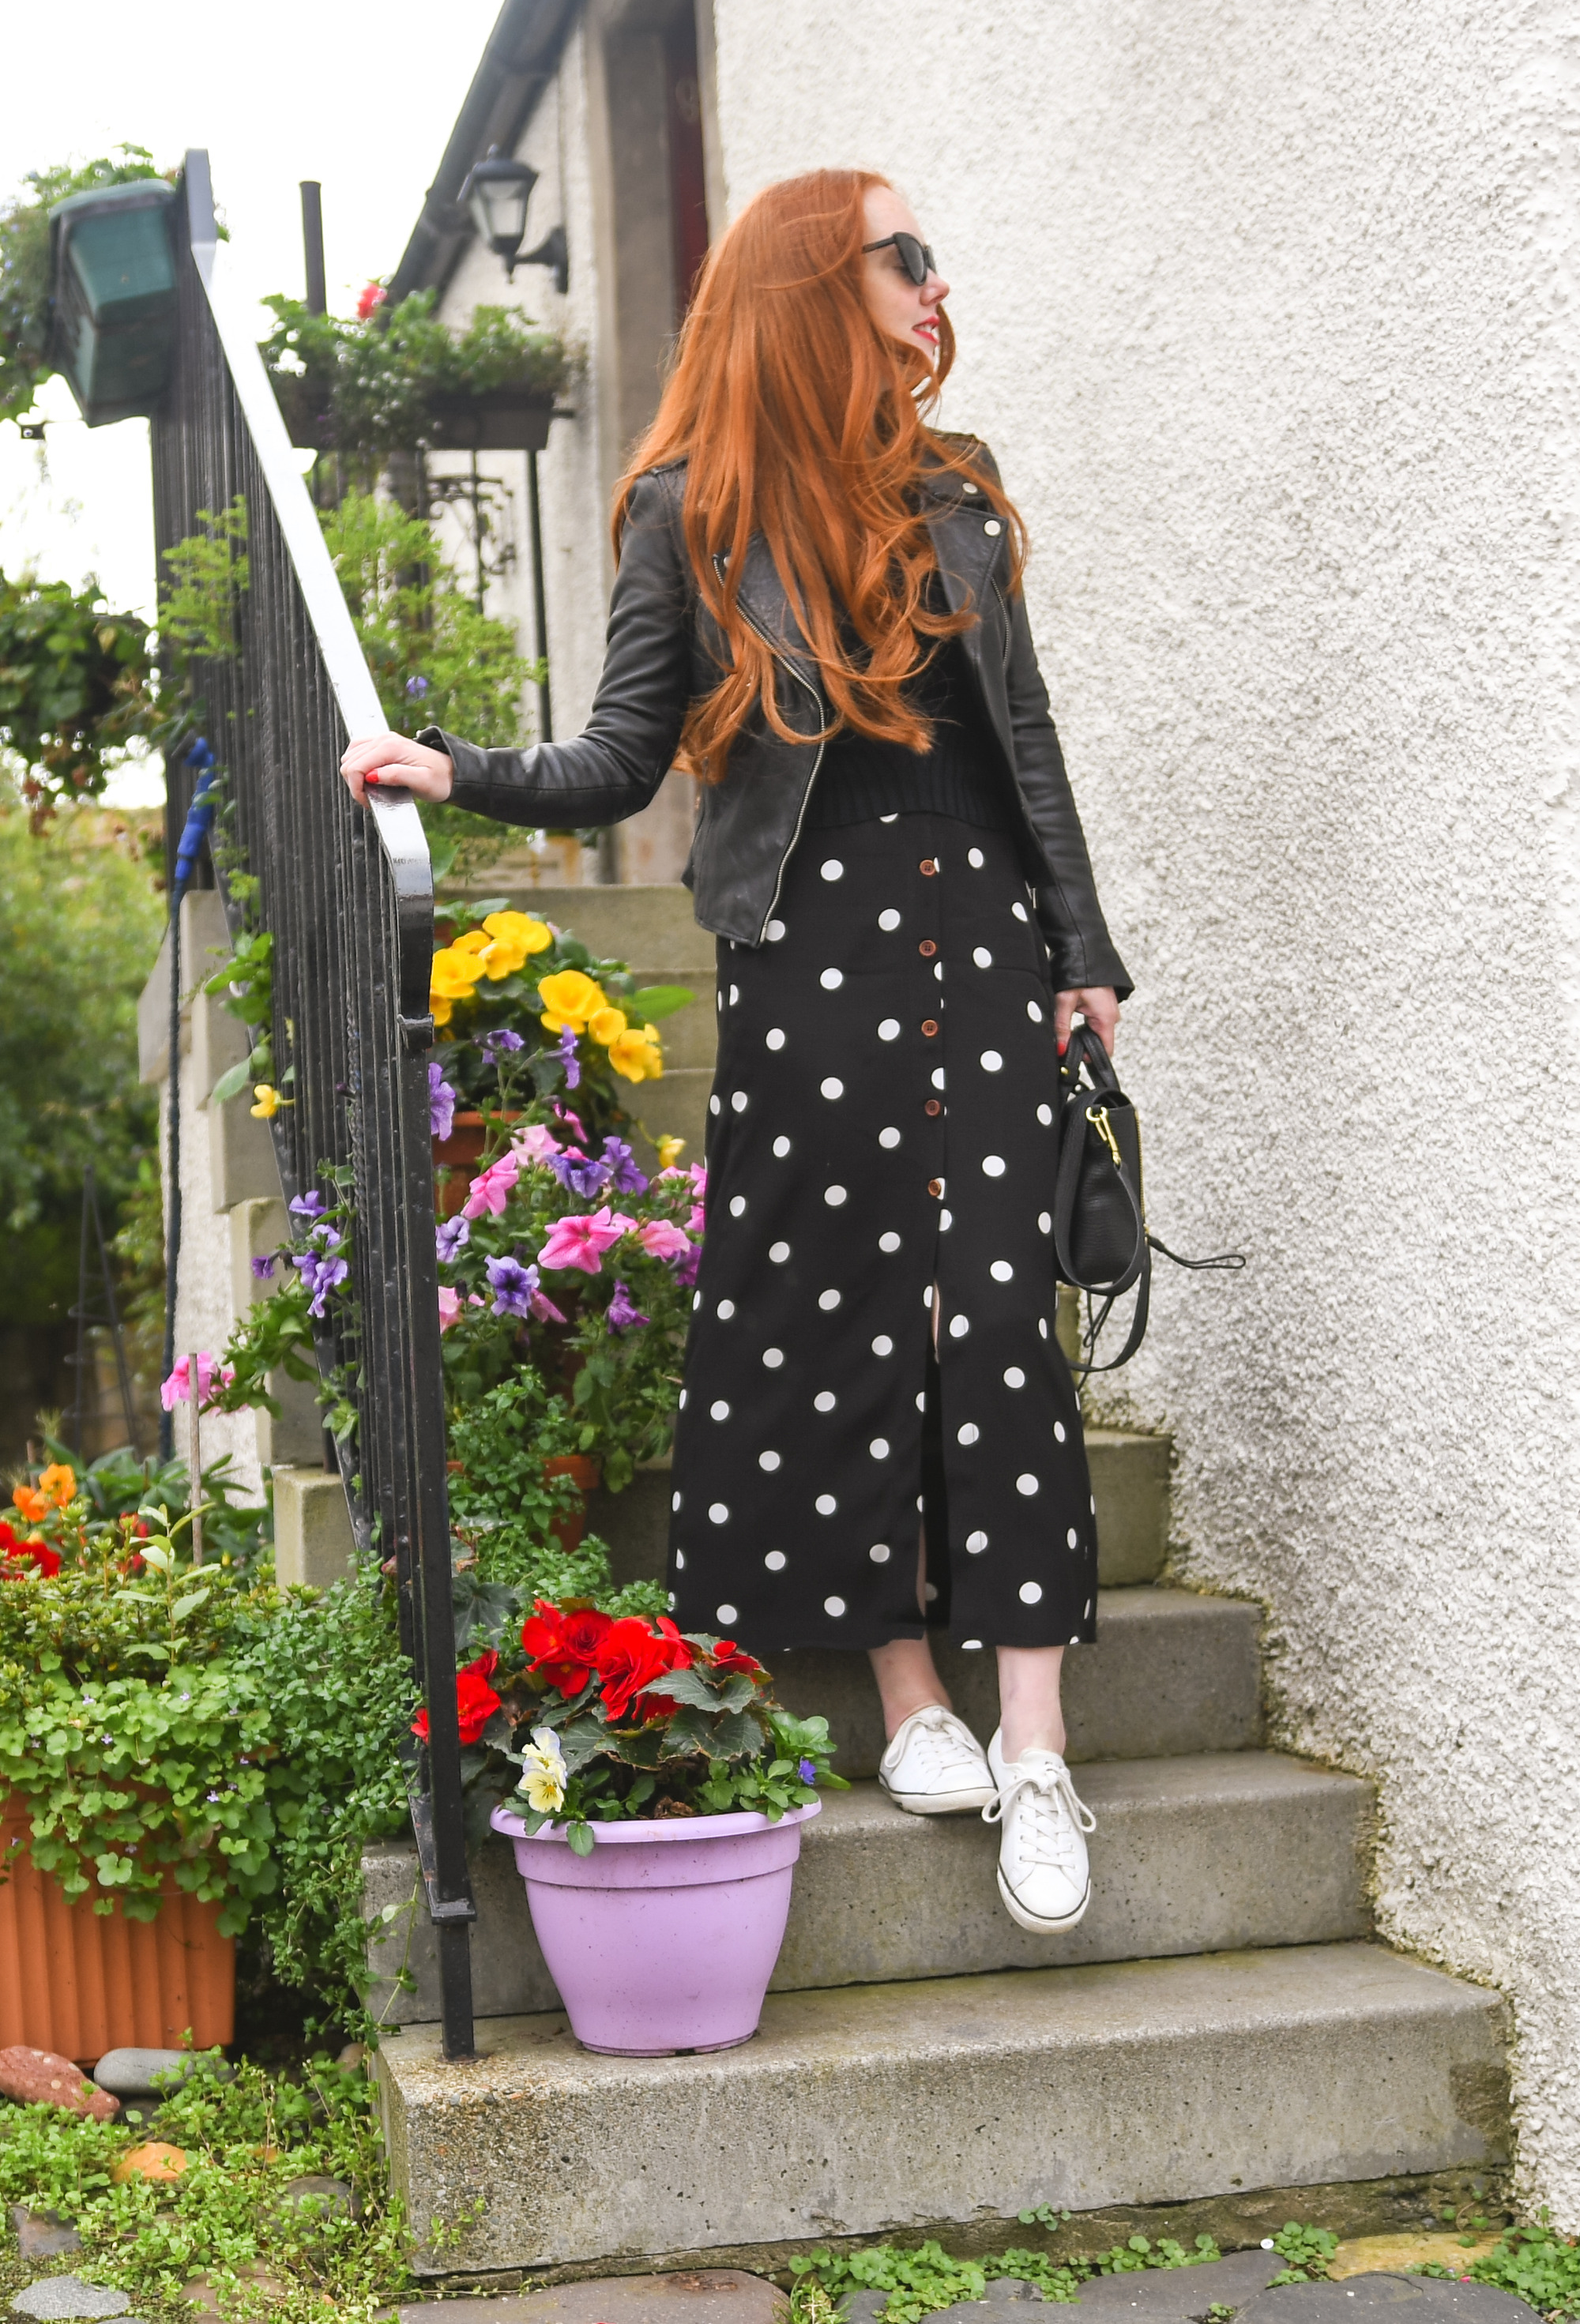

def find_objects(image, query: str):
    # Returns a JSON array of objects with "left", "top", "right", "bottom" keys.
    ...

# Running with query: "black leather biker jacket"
[{"left": 423, "top": 446, "right": 1130, "bottom": 996}]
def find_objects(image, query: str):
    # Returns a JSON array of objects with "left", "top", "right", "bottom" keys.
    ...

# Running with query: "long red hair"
[{"left": 613, "top": 168, "right": 1025, "bottom": 784}]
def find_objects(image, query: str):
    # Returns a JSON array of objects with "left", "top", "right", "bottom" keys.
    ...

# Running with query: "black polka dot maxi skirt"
[{"left": 667, "top": 812, "right": 1100, "bottom": 1656}]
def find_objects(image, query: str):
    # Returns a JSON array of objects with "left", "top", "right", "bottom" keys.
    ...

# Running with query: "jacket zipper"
[{"left": 719, "top": 557, "right": 828, "bottom": 943}]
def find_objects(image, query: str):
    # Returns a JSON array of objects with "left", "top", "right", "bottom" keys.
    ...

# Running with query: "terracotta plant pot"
[
  {"left": 0, "top": 1799, "right": 235, "bottom": 2064},
  {"left": 543, "top": 1454, "right": 601, "bottom": 1556}
]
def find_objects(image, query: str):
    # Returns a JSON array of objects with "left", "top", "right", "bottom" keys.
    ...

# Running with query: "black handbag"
[{"left": 1053, "top": 1025, "right": 1243, "bottom": 1372}]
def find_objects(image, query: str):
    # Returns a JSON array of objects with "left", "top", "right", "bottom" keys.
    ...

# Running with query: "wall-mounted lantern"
[{"left": 461, "top": 147, "right": 569, "bottom": 294}]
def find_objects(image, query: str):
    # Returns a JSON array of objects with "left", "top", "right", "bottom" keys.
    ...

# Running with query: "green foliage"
[
  {"left": 788, "top": 2234, "right": 1226, "bottom": 2323},
  {"left": 159, "top": 496, "right": 250, "bottom": 669},
  {"left": 0, "top": 574, "right": 153, "bottom": 824},
  {"left": 0, "top": 806, "right": 161, "bottom": 1334},
  {"left": 0, "top": 2049, "right": 414, "bottom": 2312},
  {"left": 261, "top": 287, "right": 575, "bottom": 459},
  {"left": 319, "top": 489, "right": 537, "bottom": 882},
  {"left": 0, "top": 146, "right": 165, "bottom": 424},
  {"left": 1265, "top": 2222, "right": 1340, "bottom": 2285},
  {"left": 1414, "top": 2218, "right": 1580, "bottom": 2318}
]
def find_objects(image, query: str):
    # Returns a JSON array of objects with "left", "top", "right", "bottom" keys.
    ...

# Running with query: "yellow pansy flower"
[
  {"left": 655, "top": 1135, "right": 686, "bottom": 1170},
  {"left": 431, "top": 995, "right": 453, "bottom": 1027},
  {"left": 250, "top": 1083, "right": 290, "bottom": 1119},
  {"left": 518, "top": 1727, "right": 567, "bottom": 1815},
  {"left": 537, "top": 968, "right": 605, "bottom": 1032},
  {"left": 453, "top": 929, "right": 491, "bottom": 956},
  {"left": 588, "top": 1005, "right": 628, "bottom": 1047},
  {"left": 430, "top": 946, "right": 489, "bottom": 1003},
  {"left": 483, "top": 908, "right": 552, "bottom": 957},
  {"left": 608, "top": 1024, "right": 664, "bottom": 1083}
]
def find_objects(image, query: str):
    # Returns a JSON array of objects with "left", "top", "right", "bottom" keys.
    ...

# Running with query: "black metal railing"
[{"left": 152, "top": 152, "right": 475, "bottom": 2057}]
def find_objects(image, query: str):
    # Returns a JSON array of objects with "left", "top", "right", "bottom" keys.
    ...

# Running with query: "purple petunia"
[
  {"left": 481, "top": 1027, "right": 525, "bottom": 1056},
  {"left": 798, "top": 1758, "right": 817, "bottom": 1783},
  {"left": 292, "top": 1247, "right": 349, "bottom": 1318},
  {"left": 250, "top": 1253, "right": 277, "bottom": 1280},
  {"left": 548, "top": 1148, "right": 611, "bottom": 1199},
  {"left": 405, "top": 674, "right": 431, "bottom": 698},
  {"left": 486, "top": 1254, "right": 539, "bottom": 1319},
  {"left": 435, "top": 1215, "right": 471, "bottom": 1265},
  {"left": 600, "top": 1137, "right": 649, "bottom": 1196},
  {"left": 289, "top": 1190, "right": 327, "bottom": 1221},
  {"left": 672, "top": 1239, "right": 702, "bottom": 1290},
  {"left": 606, "top": 1279, "right": 649, "bottom": 1333},
  {"left": 555, "top": 1024, "right": 581, "bottom": 1090},
  {"left": 429, "top": 1061, "right": 457, "bottom": 1140}
]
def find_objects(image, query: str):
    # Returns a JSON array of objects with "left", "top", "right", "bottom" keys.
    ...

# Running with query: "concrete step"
[
  {"left": 594, "top": 1429, "right": 1172, "bottom": 1596},
  {"left": 375, "top": 1941, "right": 1509, "bottom": 2275},
  {"left": 363, "top": 1751, "right": 1370, "bottom": 2029},
  {"left": 777, "top": 1585, "right": 1264, "bottom": 1779}
]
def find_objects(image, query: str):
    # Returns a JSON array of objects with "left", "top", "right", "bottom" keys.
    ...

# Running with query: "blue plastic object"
[{"left": 171, "top": 739, "right": 218, "bottom": 893}]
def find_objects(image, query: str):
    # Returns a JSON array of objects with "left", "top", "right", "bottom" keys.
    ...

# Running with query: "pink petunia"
[
  {"left": 687, "top": 1202, "right": 706, "bottom": 1235},
  {"left": 438, "top": 1286, "right": 462, "bottom": 1332},
  {"left": 160, "top": 1354, "right": 235, "bottom": 1411},
  {"left": 638, "top": 1220, "right": 692, "bottom": 1261},
  {"left": 462, "top": 1153, "right": 521, "bottom": 1220},
  {"left": 511, "top": 1123, "right": 562, "bottom": 1164},
  {"left": 539, "top": 1206, "right": 634, "bottom": 1276}
]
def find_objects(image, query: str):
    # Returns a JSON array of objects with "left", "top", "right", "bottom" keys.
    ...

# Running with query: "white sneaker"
[
  {"left": 878, "top": 1705, "right": 996, "bottom": 1814},
  {"left": 984, "top": 1728, "right": 1097, "bottom": 1932}
]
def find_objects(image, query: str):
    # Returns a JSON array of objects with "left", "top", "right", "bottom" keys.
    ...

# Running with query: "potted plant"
[{"left": 459, "top": 1600, "right": 842, "bottom": 2055}]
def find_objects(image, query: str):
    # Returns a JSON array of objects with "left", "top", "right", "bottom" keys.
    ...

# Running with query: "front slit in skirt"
[{"left": 666, "top": 810, "right": 1099, "bottom": 1655}]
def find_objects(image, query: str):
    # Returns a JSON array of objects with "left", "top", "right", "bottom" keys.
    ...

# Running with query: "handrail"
[{"left": 152, "top": 150, "right": 476, "bottom": 2058}]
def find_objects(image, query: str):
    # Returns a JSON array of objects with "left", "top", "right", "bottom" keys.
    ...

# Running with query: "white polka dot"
[
  {"left": 878, "top": 1126, "right": 901, "bottom": 1149},
  {"left": 921, "top": 1285, "right": 933, "bottom": 1307},
  {"left": 962, "top": 1638, "right": 984, "bottom": 1650},
  {"left": 972, "top": 946, "right": 993, "bottom": 969},
  {"left": 1038, "top": 1211, "right": 1052, "bottom": 1236},
  {"left": 879, "top": 1231, "right": 902, "bottom": 1253},
  {"left": 814, "top": 1390, "right": 837, "bottom": 1412},
  {"left": 773, "top": 1135, "right": 792, "bottom": 1156},
  {"left": 931, "top": 1067, "right": 946, "bottom": 1090},
  {"left": 731, "top": 1089, "right": 747, "bottom": 1112},
  {"left": 957, "top": 1423, "right": 980, "bottom": 1446},
  {"left": 672, "top": 1491, "right": 683, "bottom": 1511},
  {"left": 982, "top": 1155, "right": 1006, "bottom": 1177},
  {"left": 1027, "top": 1000, "right": 1044, "bottom": 1023},
  {"left": 819, "top": 968, "right": 844, "bottom": 993},
  {"left": 818, "top": 1288, "right": 841, "bottom": 1311},
  {"left": 1019, "top": 1581, "right": 1043, "bottom": 1605},
  {"left": 980, "top": 1049, "right": 1003, "bottom": 1073},
  {"left": 1005, "top": 1367, "right": 1026, "bottom": 1389},
  {"left": 824, "top": 1595, "right": 846, "bottom": 1616},
  {"left": 991, "top": 1261, "right": 1014, "bottom": 1283},
  {"left": 759, "top": 1450, "right": 781, "bottom": 1472},
  {"left": 729, "top": 984, "right": 740, "bottom": 1006},
  {"left": 869, "top": 1544, "right": 891, "bottom": 1563},
  {"left": 674, "top": 1551, "right": 685, "bottom": 1570},
  {"left": 1067, "top": 1528, "right": 1079, "bottom": 1549},
  {"left": 679, "top": 1388, "right": 689, "bottom": 1406},
  {"left": 878, "top": 908, "right": 902, "bottom": 931},
  {"left": 935, "top": 961, "right": 945, "bottom": 981},
  {"left": 870, "top": 1437, "right": 890, "bottom": 1460},
  {"left": 825, "top": 1184, "right": 848, "bottom": 1207},
  {"left": 717, "top": 1299, "right": 735, "bottom": 1320},
  {"left": 879, "top": 813, "right": 898, "bottom": 823},
  {"left": 966, "top": 1529, "right": 988, "bottom": 1554},
  {"left": 766, "top": 1027, "right": 787, "bottom": 1050},
  {"left": 709, "top": 1095, "right": 721, "bottom": 1115},
  {"left": 821, "top": 859, "right": 845, "bottom": 881},
  {"left": 1037, "top": 1104, "right": 1054, "bottom": 1126},
  {"left": 710, "top": 1399, "right": 731, "bottom": 1420},
  {"left": 766, "top": 919, "right": 787, "bottom": 942},
  {"left": 949, "top": 1314, "right": 970, "bottom": 1338},
  {"left": 763, "top": 1347, "right": 784, "bottom": 1367},
  {"left": 878, "top": 1017, "right": 901, "bottom": 1041},
  {"left": 924, "top": 1582, "right": 939, "bottom": 1603},
  {"left": 1038, "top": 1318, "right": 1049, "bottom": 1340},
  {"left": 729, "top": 1194, "right": 747, "bottom": 1217},
  {"left": 815, "top": 1495, "right": 838, "bottom": 1517},
  {"left": 916, "top": 1390, "right": 927, "bottom": 1410},
  {"left": 984, "top": 518, "right": 1003, "bottom": 536},
  {"left": 709, "top": 1504, "right": 730, "bottom": 1525},
  {"left": 1054, "top": 1420, "right": 1066, "bottom": 1443},
  {"left": 939, "top": 1209, "right": 953, "bottom": 1231},
  {"left": 821, "top": 1076, "right": 845, "bottom": 1100},
  {"left": 1012, "top": 901, "right": 1029, "bottom": 923},
  {"left": 968, "top": 848, "right": 985, "bottom": 868},
  {"left": 769, "top": 1240, "right": 791, "bottom": 1263},
  {"left": 1016, "top": 1473, "right": 1040, "bottom": 1497},
  {"left": 766, "top": 1551, "right": 786, "bottom": 1570},
  {"left": 871, "top": 1334, "right": 893, "bottom": 1356},
  {"left": 717, "top": 1601, "right": 738, "bottom": 1622}
]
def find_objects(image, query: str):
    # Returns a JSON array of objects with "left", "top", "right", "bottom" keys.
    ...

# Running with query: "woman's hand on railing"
[{"left": 340, "top": 731, "right": 455, "bottom": 807}]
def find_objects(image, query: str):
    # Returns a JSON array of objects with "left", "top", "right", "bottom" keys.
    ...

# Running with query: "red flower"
[
  {"left": 412, "top": 1649, "right": 502, "bottom": 1746},
  {"left": 356, "top": 281, "right": 388, "bottom": 321},
  {"left": 0, "top": 1521, "right": 57, "bottom": 1578},
  {"left": 594, "top": 1615, "right": 693, "bottom": 1724},
  {"left": 521, "top": 1600, "right": 612, "bottom": 1694},
  {"left": 711, "top": 1639, "right": 765, "bottom": 1678}
]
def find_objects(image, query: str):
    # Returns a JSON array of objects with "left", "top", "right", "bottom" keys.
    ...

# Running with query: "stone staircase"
[{"left": 367, "top": 1427, "right": 1509, "bottom": 2284}]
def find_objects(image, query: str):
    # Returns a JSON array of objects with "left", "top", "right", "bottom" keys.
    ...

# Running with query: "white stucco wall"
[{"left": 710, "top": 0, "right": 1580, "bottom": 2222}]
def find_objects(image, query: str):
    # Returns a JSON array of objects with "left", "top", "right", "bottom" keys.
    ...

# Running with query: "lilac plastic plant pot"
[{"left": 489, "top": 1799, "right": 821, "bottom": 2055}]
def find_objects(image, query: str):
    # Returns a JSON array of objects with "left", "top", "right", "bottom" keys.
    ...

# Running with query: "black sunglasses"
[{"left": 861, "top": 231, "right": 937, "bottom": 286}]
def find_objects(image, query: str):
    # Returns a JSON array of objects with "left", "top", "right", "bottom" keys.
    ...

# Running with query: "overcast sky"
[{"left": 0, "top": 0, "right": 503, "bottom": 791}]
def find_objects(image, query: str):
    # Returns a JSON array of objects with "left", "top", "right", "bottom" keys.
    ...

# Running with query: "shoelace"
[
  {"left": 983, "top": 1755, "right": 1097, "bottom": 1871},
  {"left": 892, "top": 1704, "right": 980, "bottom": 1778}
]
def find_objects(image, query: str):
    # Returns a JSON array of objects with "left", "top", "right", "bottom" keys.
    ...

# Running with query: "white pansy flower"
[{"left": 518, "top": 1725, "right": 567, "bottom": 1815}]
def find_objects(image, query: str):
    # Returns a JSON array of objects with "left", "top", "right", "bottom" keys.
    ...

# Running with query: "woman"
[{"left": 340, "top": 170, "right": 1130, "bottom": 1937}]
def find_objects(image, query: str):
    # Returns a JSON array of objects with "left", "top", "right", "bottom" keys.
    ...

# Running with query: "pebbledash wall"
[{"left": 704, "top": 0, "right": 1580, "bottom": 2221}]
